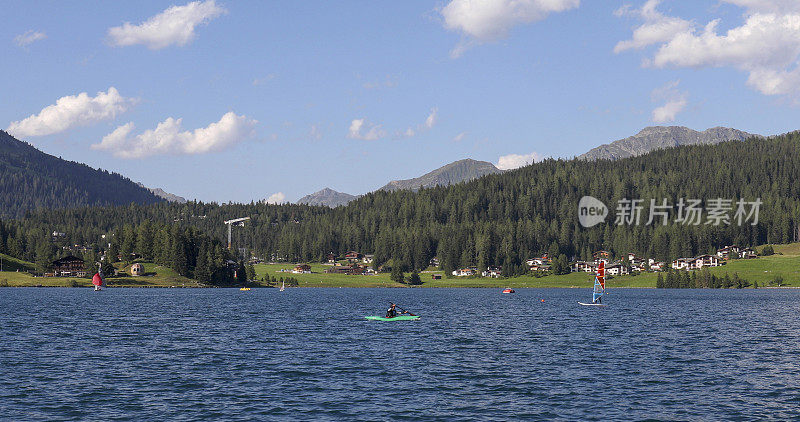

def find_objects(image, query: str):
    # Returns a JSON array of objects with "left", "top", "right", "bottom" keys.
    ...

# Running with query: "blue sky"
[{"left": 2, "top": 0, "right": 799, "bottom": 203}]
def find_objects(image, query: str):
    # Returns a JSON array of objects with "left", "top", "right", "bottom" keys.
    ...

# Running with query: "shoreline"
[{"left": 7, "top": 284, "right": 798, "bottom": 289}]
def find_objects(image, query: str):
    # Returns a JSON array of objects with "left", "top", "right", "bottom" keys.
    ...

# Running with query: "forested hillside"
[
  {"left": 2, "top": 132, "right": 799, "bottom": 277},
  {"left": 0, "top": 131, "right": 163, "bottom": 218}
]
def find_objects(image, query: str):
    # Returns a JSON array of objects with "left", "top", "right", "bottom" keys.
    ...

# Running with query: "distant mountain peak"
[
  {"left": 379, "top": 158, "right": 501, "bottom": 192},
  {"left": 136, "top": 183, "right": 187, "bottom": 203},
  {"left": 578, "top": 126, "right": 761, "bottom": 160},
  {"left": 297, "top": 188, "right": 356, "bottom": 208}
]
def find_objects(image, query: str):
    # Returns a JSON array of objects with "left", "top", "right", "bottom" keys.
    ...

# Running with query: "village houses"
[
  {"left": 292, "top": 264, "right": 312, "bottom": 274},
  {"left": 481, "top": 266, "right": 502, "bottom": 278}
]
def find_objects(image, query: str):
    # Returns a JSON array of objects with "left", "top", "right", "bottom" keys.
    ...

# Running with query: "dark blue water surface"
[{"left": 2, "top": 288, "right": 800, "bottom": 421}]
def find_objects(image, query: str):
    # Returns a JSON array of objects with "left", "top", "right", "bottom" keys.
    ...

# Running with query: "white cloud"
[
  {"left": 723, "top": 0, "right": 800, "bottom": 13},
  {"left": 441, "top": 0, "right": 579, "bottom": 57},
  {"left": 496, "top": 151, "right": 542, "bottom": 170},
  {"left": 107, "top": 0, "right": 226, "bottom": 50},
  {"left": 452, "top": 131, "right": 467, "bottom": 142},
  {"left": 424, "top": 107, "right": 438, "bottom": 129},
  {"left": 265, "top": 192, "right": 286, "bottom": 204},
  {"left": 400, "top": 107, "right": 438, "bottom": 138},
  {"left": 651, "top": 80, "right": 688, "bottom": 123},
  {"left": 616, "top": 0, "right": 800, "bottom": 97},
  {"left": 652, "top": 99, "right": 687, "bottom": 123},
  {"left": 613, "top": 0, "right": 691, "bottom": 53},
  {"left": 7, "top": 87, "right": 135, "bottom": 137},
  {"left": 92, "top": 112, "right": 257, "bottom": 158},
  {"left": 14, "top": 30, "right": 46, "bottom": 47},
  {"left": 348, "top": 118, "right": 385, "bottom": 141}
]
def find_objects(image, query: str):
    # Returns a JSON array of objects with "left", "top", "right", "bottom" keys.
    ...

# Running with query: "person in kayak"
[{"left": 386, "top": 303, "right": 398, "bottom": 318}]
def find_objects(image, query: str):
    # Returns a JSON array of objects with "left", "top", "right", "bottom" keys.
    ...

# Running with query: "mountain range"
[
  {"left": 0, "top": 125, "right": 768, "bottom": 214},
  {"left": 298, "top": 159, "right": 502, "bottom": 207},
  {"left": 298, "top": 126, "right": 761, "bottom": 207},
  {"left": 577, "top": 126, "right": 759, "bottom": 160}
]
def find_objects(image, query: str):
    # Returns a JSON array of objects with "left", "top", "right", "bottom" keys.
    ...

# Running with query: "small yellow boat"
[{"left": 240, "top": 287, "right": 251, "bottom": 291}]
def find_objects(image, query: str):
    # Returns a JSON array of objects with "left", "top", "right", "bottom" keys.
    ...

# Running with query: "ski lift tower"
[{"left": 224, "top": 217, "right": 250, "bottom": 250}]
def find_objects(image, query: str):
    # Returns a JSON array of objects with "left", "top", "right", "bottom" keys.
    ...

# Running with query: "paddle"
[{"left": 394, "top": 304, "right": 416, "bottom": 316}]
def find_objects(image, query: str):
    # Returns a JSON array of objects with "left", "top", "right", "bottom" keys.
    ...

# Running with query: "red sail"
[
  {"left": 597, "top": 261, "right": 605, "bottom": 290},
  {"left": 92, "top": 273, "right": 103, "bottom": 286}
]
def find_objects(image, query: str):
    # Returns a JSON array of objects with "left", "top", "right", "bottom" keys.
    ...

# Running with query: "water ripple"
[{"left": 1, "top": 288, "right": 800, "bottom": 420}]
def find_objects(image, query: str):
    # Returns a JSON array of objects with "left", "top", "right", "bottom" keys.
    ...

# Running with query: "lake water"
[{"left": 1, "top": 287, "right": 799, "bottom": 420}]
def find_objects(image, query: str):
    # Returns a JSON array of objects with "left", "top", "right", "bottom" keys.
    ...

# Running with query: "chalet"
[
  {"left": 526, "top": 256, "right": 551, "bottom": 267},
  {"left": 626, "top": 253, "right": 645, "bottom": 267},
  {"left": 741, "top": 248, "right": 757, "bottom": 259},
  {"left": 327, "top": 253, "right": 337, "bottom": 263},
  {"left": 51, "top": 256, "right": 86, "bottom": 277},
  {"left": 482, "top": 266, "right": 502, "bottom": 278},
  {"left": 429, "top": 257, "right": 440, "bottom": 267},
  {"left": 362, "top": 254, "right": 374, "bottom": 264},
  {"left": 573, "top": 261, "right": 596, "bottom": 273},
  {"left": 345, "top": 251, "right": 363, "bottom": 263},
  {"left": 452, "top": 267, "right": 477, "bottom": 277},
  {"left": 716, "top": 245, "right": 741, "bottom": 260},
  {"left": 606, "top": 263, "right": 629, "bottom": 276},
  {"left": 529, "top": 263, "right": 551, "bottom": 272},
  {"left": 292, "top": 264, "right": 312, "bottom": 274},
  {"left": 593, "top": 250, "right": 611, "bottom": 263},
  {"left": 364, "top": 268, "right": 378, "bottom": 276},
  {"left": 692, "top": 255, "right": 720, "bottom": 269},
  {"left": 431, "top": 274, "right": 442, "bottom": 280},
  {"left": 649, "top": 261, "right": 666, "bottom": 271},
  {"left": 671, "top": 258, "right": 692, "bottom": 270}
]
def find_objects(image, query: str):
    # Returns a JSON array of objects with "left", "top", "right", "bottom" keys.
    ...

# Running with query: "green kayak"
[{"left": 365, "top": 315, "right": 420, "bottom": 321}]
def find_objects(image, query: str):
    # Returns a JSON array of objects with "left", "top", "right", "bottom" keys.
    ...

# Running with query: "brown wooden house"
[
  {"left": 344, "top": 251, "right": 363, "bottom": 263},
  {"left": 52, "top": 256, "right": 86, "bottom": 277}
]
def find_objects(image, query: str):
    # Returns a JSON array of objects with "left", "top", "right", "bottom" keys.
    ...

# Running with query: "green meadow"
[
  {"left": 0, "top": 256, "right": 197, "bottom": 288},
  {"left": 4, "top": 243, "right": 800, "bottom": 288}
]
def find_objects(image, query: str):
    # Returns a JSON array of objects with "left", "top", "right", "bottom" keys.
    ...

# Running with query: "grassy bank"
[
  {"left": 253, "top": 246, "right": 800, "bottom": 288},
  {"left": 4, "top": 243, "right": 800, "bottom": 288},
  {"left": 0, "top": 259, "right": 198, "bottom": 288},
  {"left": 252, "top": 262, "right": 656, "bottom": 288}
]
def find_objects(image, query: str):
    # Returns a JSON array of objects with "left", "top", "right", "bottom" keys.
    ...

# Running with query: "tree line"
[
  {"left": 656, "top": 269, "right": 754, "bottom": 289},
  {"left": 0, "top": 219, "right": 241, "bottom": 286}
]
